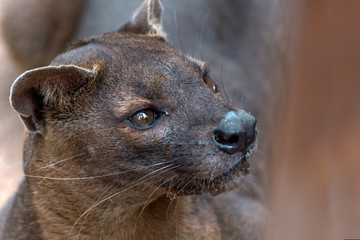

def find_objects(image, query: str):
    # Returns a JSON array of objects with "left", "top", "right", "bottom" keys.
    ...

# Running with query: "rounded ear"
[
  {"left": 10, "top": 65, "right": 99, "bottom": 133},
  {"left": 118, "top": 0, "right": 166, "bottom": 37}
]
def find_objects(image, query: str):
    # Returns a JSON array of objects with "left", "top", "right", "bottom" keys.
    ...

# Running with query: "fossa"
[{"left": 1, "top": 0, "right": 262, "bottom": 239}]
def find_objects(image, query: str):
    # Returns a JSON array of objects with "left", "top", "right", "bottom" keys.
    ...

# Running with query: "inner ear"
[
  {"left": 118, "top": 0, "right": 165, "bottom": 36},
  {"left": 10, "top": 65, "right": 99, "bottom": 133}
]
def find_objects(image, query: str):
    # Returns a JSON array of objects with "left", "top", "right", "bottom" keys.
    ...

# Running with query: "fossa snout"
[{"left": 213, "top": 110, "right": 257, "bottom": 155}]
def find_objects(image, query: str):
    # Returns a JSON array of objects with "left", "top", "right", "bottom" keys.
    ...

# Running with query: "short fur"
[{"left": 1, "top": 0, "right": 265, "bottom": 239}]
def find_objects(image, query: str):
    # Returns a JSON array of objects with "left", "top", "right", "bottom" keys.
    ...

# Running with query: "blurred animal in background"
[{"left": 1, "top": 0, "right": 86, "bottom": 70}]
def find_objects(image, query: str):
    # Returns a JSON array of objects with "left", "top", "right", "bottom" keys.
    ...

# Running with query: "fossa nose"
[{"left": 213, "top": 110, "right": 257, "bottom": 155}]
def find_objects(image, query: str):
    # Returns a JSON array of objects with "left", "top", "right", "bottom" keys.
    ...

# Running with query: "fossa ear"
[
  {"left": 10, "top": 65, "right": 99, "bottom": 133},
  {"left": 118, "top": 0, "right": 165, "bottom": 36}
]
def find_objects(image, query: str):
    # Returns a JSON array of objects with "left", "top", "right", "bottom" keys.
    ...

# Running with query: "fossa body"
[{"left": 0, "top": 0, "right": 263, "bottom": 239}]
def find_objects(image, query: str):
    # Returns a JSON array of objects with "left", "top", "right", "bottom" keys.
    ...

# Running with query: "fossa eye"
[
  {"left": 128, "top": 108, "right": 160, "bottom": 129},
  {"left": 203, "top": 74, "right": 218, "bottom": 94}
]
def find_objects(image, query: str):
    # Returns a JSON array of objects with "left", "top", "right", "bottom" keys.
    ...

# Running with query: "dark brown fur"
[{"left": 1, "top": 0, "right": 265, "bottom": 239}]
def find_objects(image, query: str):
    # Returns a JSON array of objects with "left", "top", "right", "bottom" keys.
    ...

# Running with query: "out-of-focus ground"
[
  {"left": 0, "top": 1, "right": 23, "bottom": 208},
  {"left": 268, "top": 1, "right": 360, "bottom": 239}
]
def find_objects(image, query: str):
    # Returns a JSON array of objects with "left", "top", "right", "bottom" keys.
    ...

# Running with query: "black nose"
[{"left": 213, "top": 110, "right": 257, "bottom": 155}]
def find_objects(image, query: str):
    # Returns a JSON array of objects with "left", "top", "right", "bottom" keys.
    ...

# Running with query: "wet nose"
[{"left": 213, "top": 110, "right": 257, "bottom": 155}]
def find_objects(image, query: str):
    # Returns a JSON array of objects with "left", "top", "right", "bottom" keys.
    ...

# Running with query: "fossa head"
[{"left": 10, "top": 0, "right": 257, "bottom": 200}]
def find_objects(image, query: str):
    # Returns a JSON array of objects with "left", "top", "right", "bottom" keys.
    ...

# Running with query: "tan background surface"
[{"left": 268, "top": 1, "right": 360, "bottom": 239}]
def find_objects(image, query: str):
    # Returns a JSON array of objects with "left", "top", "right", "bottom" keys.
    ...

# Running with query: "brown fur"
[{"left": 1, "top": 0, "right": 265, "bottom": 239}]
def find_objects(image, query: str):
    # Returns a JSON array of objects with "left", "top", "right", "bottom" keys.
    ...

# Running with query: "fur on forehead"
[{"left": 118, "top": 0, "right": 166, "bottom": 37}]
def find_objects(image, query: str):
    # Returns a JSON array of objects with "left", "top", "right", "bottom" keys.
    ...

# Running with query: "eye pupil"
[{"left": 130, "top": 109, "right": 156, "bottom": 128}]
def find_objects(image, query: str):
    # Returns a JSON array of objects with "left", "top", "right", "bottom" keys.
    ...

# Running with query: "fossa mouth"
[{"left": 164, "top": 145, "right": 255, "bottom": 200}]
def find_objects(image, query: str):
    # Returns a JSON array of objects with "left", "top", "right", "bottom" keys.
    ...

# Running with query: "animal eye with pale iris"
[{"left": 128, "top": 109, "right": 159, "bottom": 129}]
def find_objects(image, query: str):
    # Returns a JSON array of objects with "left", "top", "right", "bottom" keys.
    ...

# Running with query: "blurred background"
[{"left": 0, "top": 0, "right": 359, "bottom": 239}]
